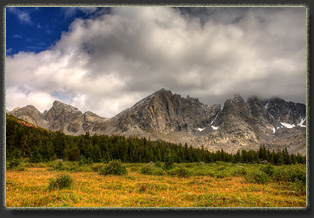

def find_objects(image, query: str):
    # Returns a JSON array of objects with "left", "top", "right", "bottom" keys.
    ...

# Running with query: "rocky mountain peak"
[
  {"left": 112, "top": 89, "right": 220, "bottom": 134},
  {"left": 247, "top": 96, "right": 278, "bottom": 132},
  {"left": 50, "top": 100, "right": 80, "bottom": 113},
  {"left": 209, "top": 94, "right": 259, "bottom": 143},
  {"left": 262, "top": 97, "right": 306, "bottom": 126},
  {"left": 9, "top": 104, "right": 45, "bottom": 127},
  {"left": 216, "top": 94, "right": 250, "bottom": 121},
  {"left": 154, "top": 88, "right": 171, "bottom": 94},
  {"left": 231, "top": 94, "right": 244, "bottom": 103},
  {"left": 43, "top": 100, "right": 83, "bottom": 132},
  {"left": 7, "top": 89, "right": 306, "bottom": 155}
]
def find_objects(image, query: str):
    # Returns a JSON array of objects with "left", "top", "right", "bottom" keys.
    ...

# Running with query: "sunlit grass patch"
[{"left": 6, "top": 163, "right": 307, "bottom": 208}]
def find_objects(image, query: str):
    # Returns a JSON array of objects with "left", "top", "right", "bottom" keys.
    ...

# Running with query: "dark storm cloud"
[{"left": 6, "top": 7, "right": 306, "bottom": 117}]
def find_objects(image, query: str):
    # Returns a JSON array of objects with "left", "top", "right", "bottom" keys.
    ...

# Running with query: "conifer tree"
[{"left": 30, "top": 148, "right": 42, "bottom": 163}]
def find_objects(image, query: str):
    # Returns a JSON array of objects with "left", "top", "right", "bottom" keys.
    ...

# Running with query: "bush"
[
  {"left": 233, "top": 167, "right": 247, "bottom": 177},
  {"left": 8, "top": 159, "right": 21, "bottom": 169},
  {"left": 273, "top": 164, "right": 306, "bottom": 183},
  {"left": 215, "top": 171, "right": 227, "bottom": 178},
  {"left": 140, "top": 164, "right": 165, "bottom": 175},
  {"left": 260, "top": 164, "right": 275, "bottom": 176},
  {"left": 245, "top": 170, "right": 269, "bottom": 184},
  {"left": 155, "top": 161, "right": 162, "bottom": 168},
  {"left": 167, "top": 167, "right": 193, "bottom": 177},
  {"left": 54, "top": 161, "right": 66, "bottom": 170},
  {"left": 152, "top": 167, "right": 166, "bottom": 175},
  {"left": 91, "top": 163, "right": 104, "bottom": 172},
  {"left": 35, "top": 162, "right": 47, "bottom": 168},
  {"left": 66, "top": 163, "right": 92, "bottom": 172},
  {"left": 99, "top": 160, "right": 127, "bottom": 176},
  {"left": 292, "top": 180, "right": 306, "bottom": 196},
  {"left": 217, "top": 166, "right": 226, "bottom": 171},
  {"left": 140, "top": 165, "right": 155, "bottom": 175},
  {"left": 12, "top": 166, "right": 27, "bottom": 171},
  {"left": 23, "top": 162, "right": 35, "bottom": 168},
  {"left": 48, "top": 174, "right": 73, "bottom": 191},
  {"left": 75, "top": 165, "right": 92, "bottom": 172},
  {"left": 175, "top": 167, "right": 193, "bottom": 177}
]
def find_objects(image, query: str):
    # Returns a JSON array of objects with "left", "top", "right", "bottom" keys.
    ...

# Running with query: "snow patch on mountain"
[
  {"left": 297, "top": 118, "right": 306, "bottom": 127},
  {"left": 196, "top": 127, "right": 205, "bottom": 131},
  {"left": 281, "top": 122, "right": 295, "bottom": 128},
  {"left": 211, "top": 126, "right": 219, "bottom": 130}
]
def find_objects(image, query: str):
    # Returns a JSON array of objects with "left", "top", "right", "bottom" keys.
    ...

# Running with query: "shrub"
[
  {"left": 12, "top": 166, "right": 27, "bottom": 171},
  {"left": 99, "top": 160, "right": 127, "bottom": 176},
  {"left": 48, "top": 174, "right": 73, "bottom": 191},
  {"left": 140, "top": 165, "right": 155, "bottom": 175},
  {"left": 152, "top": 167, "right": 165, "bottom": 175},
  {"left": 273, "top": 164, "right": 306, "bottom": 183},
  {"left": 217, "top": 166, "right": 226, "bottom": 171},
  {"left": 154, "top": 161, "right": 162, "bottom": 168},
  {"left": 8, "top": 159, "right": 21, "bottom": 169},
  {"left": 91, "top": 163, "right": 104, "bottom": 172},
  {"left": 260, "top": 164, "right": 275, "bottom": 176},
  {"left": 75, "top": 165, "right": 92, "bottom": 172},
  {"left": 292, "top": 180, "right": 306, "bottom": 196},
  {"left": 167, "top": 167, "right": 193, "bottom": 177},
  {"left": 197, "top": 162, "right": 205, "bottom": 166},
  {"left": 175, "top": 167, "right": 193, "bottom": 177},
  {"left": 65, "top": 162, "right": 92, "bottom": 172},
  {"left": 215, "top": 171, "right": 227, "bottom": 178},
  {"left": 54, "top": 161, "right": 65, "bottom": 170},
  {"left": 35, "top": 162, "right": 47, "bottom": 168},
  {"left": 233, "top": 167, "right": 247, "bottom": 176},
  {"left": 23, "top": 162, "right": 35, "bottom": 168},
  {"left": 140, "top": 164, "right": 165, "bottom": 175},
  {"left": 245, "top": 170, "right": 269, "bottom": 184}
]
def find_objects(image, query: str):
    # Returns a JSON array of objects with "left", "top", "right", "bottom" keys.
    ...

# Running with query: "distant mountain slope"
[
  {"left": 9, "top": 100, "right": 108, "bottom": 136},
  {"left": 262, "top": 97, "right": 306, "bottom": 126},
  {"left": 110, "top": 88, "right": 221, "bottom": 134},
  {"left": 8, "top": 89, "right": 306, "bottom": 154}
]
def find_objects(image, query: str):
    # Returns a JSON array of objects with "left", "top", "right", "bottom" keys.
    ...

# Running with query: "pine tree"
[
  {"left": 92, "top": 144, "right": 102, "bottom": 162},
  {"left": 30, "top": 148, "right": 42, "bottom": 163},
  {"left": 163, "top": 150, "right": 174, "bottom": 170},
  {"left": 69, "top": 144, "right": 80, "bottom": 161},
  {"left": 282, "top": 147, "right": 291, "bottom": 165},
  {"left": 20, "top": 133, "right": 31, "bottom": 163}
]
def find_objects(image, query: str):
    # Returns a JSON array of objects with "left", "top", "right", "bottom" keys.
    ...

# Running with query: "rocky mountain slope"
[
  {"left": 8, "top": 89, "right": 306, "bottom": 155},
  {"left": 108, "top": 89, "right": 221, "bottom": 134},
  {"left": 9, "top": 100, "right": 108, "bottom": 136}
]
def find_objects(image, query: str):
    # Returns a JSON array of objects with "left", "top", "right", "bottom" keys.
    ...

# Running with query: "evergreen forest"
[{"left": 6, "top": 114, "right": 306, "bottom": 165}]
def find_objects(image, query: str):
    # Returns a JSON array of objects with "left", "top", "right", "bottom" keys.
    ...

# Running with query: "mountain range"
[{"left": 7, "top": 88, "right": 306, "bottom": 155}]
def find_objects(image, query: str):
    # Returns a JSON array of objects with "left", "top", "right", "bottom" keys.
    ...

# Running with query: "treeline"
[{"left": 6, "top": 114, "right": 306, "bottom": 165}]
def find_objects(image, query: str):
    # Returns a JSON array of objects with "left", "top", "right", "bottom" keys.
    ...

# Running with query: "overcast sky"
[{"left": 6, "top": 7, "right": 306, "bottom": 118}]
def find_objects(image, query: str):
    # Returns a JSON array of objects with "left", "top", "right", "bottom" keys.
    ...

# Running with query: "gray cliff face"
[
  {"left": 44, "top": 101, "right": 83, "bottom": 133},
  {"left": 247, "top": 96, "right": 280, "bottom": 132},
  {"left": 113, "top": 88, "right": 221, "bottom": 134},
  {"left": 210, "top": 95, "right": 258, "bottom": 143},
  {"left": 8, "top": 101, "right": 108, "bottom": 135},
  {"left": 82, "top": 111, "right": 108, "bottom": 133},
  {"left": 8, "top": 89, "right": 306, "bottom": 154},
  {"left": 262, "top": 97, "right": 306, "bottom": 126},
  {"left": 9, "top": 105, "right": 48, "bottom": 128}
]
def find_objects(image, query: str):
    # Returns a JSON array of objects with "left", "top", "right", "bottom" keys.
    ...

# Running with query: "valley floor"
[{"left": 6, "top": 163, "right": 306, "bottom": 208}]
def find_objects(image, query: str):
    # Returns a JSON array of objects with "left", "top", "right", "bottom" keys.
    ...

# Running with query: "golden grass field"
[{"left": 5, "top": 163, "right": 307, "bottom": 208}]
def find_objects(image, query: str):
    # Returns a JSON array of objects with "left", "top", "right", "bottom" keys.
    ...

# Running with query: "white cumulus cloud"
[{"left": 6, "top": 7, "right": 306, "bottom": 118}]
